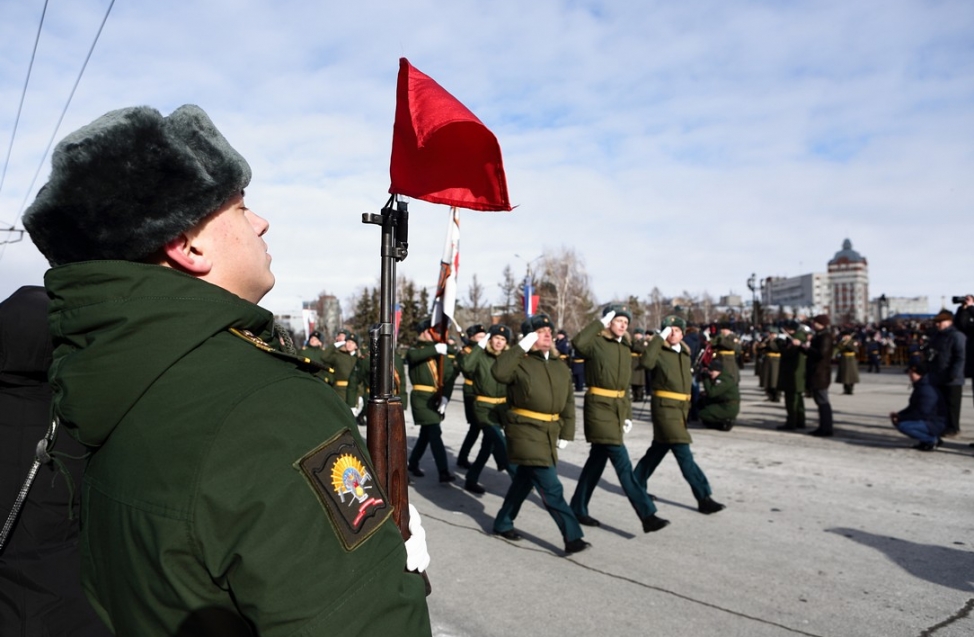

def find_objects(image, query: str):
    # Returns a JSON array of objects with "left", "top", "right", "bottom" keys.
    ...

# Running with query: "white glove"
[
  {"left": 623, "top": 419, "right": 633, "bottom": 434},
  {"left": 659, "top": 326, "right": 672, "bottom": 340},
  {"left": 518, "top": 332, "right": 539, "bottom": 352},
  {"left": 404, "top": 503, "right": 430, "bottom": 573},
  {"left": 557, "top": 439, "right": 569, "bottom": 450},
  {"left": 351, "top": 396, "right": 365, "bottom": 417},
  {"left": 600, "top": 310, "right": 616, "bottom": 327},
  {"left": 477, "top": 336, "right": 489, "bottom": 349},
  {"left": 437, "top": 396, "right": 449, "bottom": 415},
  {"left": 434, "top": 343, "right": 448, "bottom": 355}
]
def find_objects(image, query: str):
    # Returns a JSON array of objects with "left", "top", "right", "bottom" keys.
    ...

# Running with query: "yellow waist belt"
[
  {"left": 476, "top": 395, "right": 507, "bottom": 404},
  {"left": 766, "top": 353, "right": 781, "bottom": 358},
  {"left": 510, "top": 407, "right": 560, "bottom": 422},
  {"left": 412, "top": 384, "right": 436, "bottom": 393},
  {"left": 587, "top": 386, "right": 626, "bottom": 398},
  {"left": 718, "top": 350, "right": 736, "bottom": 356},
  {"left": 842, "top": 352, "right": 856, "bottom": 356},
  {"left": 334, "top": 380, "right": 349, "bottom": 387},
  {"left": 652, "top": 390, "right": 691, "bottom": 402},
  {"left": 464, "top": 379, "right": 474, "bottom": 386},
  {"left": 573, "top": 359, "right": 585, "bottom": 363}
]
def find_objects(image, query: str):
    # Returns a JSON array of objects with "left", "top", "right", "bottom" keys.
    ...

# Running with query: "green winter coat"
[
  {"left": 572, "top": 319, "right": 633, "bottom": 445},
  {"left": 321, "top": 344, "right": 360, "bottom": 402},
  {"left": 779, "top": 335, "right": 807, "bottom": 393},
  {"left": 835, "top": 339, "right": 860, "bottom": 385},
  {"left": 346, "top": 352, "right": 408, "bottom": 409},
  {"left": 492, "top": 346, "right": 576, "bottom": 466},
  {"left": 43, "top": 262, "right": 430, "bottom": 637},
  {"left": 760, "top": 337, "right": 783, "bottom": 389},
  {"left": 406, "top": 342, "right": 456, "bottom": 426},
  {"left": 713, "top": 332, "right": 741, "bottom": 382},
  {"left": 642, "top": 335, "right": 694, "bottom": 444},
  {"left": 699, "top": 371, "right": 741, "bottom": 422},
  {"left": 458, "top": 343, "right": 508, "bottom": 427}
]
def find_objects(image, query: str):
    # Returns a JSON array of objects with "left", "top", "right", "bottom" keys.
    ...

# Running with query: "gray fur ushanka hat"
[{"left": 24, "top": 104, "right": 251, "bottom": 265}]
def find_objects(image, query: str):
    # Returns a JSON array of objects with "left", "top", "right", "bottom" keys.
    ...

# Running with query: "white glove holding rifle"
[{"left": 404, "top": 503, "right": 430, "bottom": 573}]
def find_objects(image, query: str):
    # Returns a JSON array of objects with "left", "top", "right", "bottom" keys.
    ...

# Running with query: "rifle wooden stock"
[
  {"left": 366, "top": 396, "right": 431, "bottom": 594},
  {"left": 366, "top": 397, "right": 409, "bottom": 535}
]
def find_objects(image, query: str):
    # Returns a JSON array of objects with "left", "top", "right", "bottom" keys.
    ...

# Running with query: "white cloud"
[{"left": 2, "top": 0, "right": 972, "bottom": 315}]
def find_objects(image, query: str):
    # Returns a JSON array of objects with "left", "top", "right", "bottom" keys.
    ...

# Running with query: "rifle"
[{"left": 362, "top": 195, "right": 431, "bottom": 594}]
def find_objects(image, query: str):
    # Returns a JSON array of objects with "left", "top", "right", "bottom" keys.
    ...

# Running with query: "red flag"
[{"left": 390, "top": 58, "right": 512, "bottom": 212}]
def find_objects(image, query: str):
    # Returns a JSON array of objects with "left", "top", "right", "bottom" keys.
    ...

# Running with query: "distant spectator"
[
  {"left": 954, "top": 295, "right": 974, "bottom": 410},
  {"left": 889, "top": 361, "right": 947, "bottom": 451},
  {"left": 925, "top": 309, "right": 966, "bottom": 437}
]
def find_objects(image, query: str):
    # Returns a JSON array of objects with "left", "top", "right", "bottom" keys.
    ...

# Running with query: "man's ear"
[{"left": 161, "top": 232, "right": 212, "bottom": 275}]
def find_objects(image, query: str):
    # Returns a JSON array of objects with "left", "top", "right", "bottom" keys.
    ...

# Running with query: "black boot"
[
  {"left": 576, "top": 515, "right": 601, "bottom": 527},
  {"left": 698, "top": 497, "right": 726, "bottom": 515},
  {"left": 464, "top": 482, "right": 486, "bottom": 494},
  {"left": 408, "top": 465, "right": 425, "bottom": 478},
  {"left": 564, "top": 538, "right": 591, "bottom": 554},
  {"left": 439, "top": 471, "right": 457, "bottom": 483},
  {"left": 641, "top": 514, "right": 670, "bottom": 533}
]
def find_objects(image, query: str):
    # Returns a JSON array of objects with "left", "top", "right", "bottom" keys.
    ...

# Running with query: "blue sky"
[{"left": 1, "top": 0, "right": 972, "bottom": 318}]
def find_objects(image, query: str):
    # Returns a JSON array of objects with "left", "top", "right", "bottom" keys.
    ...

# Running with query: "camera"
[{"left": 952, "top": 295, "right": 972, "bottom": 304}]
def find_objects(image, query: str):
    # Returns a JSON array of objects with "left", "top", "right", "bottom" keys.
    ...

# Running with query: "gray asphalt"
[{"left": 402, "top": 368, "right": 974, "bottom": 637}]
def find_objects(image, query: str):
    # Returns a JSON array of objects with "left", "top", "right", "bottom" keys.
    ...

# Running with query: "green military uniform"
[
  {"left": 835, "top": 336, "right": 860, "bottom": 394},
  {"left": 713, "top": 330, "right": 741, "bottom": 383},
  {"left": 760, "top": 333, "right": 783, "bottom": 402},
  {"left": 699, "top": 369, "right": 741, "bottom": 431},
  {"left": 491, "top": 318, "right": 584, "bottom": 548},
  {"left": 634, "top": 317, "right": 723, "bottom": 513},
  {"left": 777, "top": 330, "right": 808, "bottom": 429},
  {"left": 321, "top": 340, "right": 361, "bottom": 403},
  {"left": 456, "top": 326, "right": 486, "bottom": 467},
  {"left": 406, "top": 340, "right": 457, "bottom": 480},
  {"left": 458, "top": 328, "right": 515, "bottom": 492},
  {"left": 569, "top": 314, "right": 660, "bottom": 529},
  {"left": 43, "top": 262, "right": 431, "bottom": 636}
]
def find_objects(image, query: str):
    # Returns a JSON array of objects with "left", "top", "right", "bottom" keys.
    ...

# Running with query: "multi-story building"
[
  {"left": 762, "top": 273, "right": 831, "bottom": 317},
  {"left": 828, "top": 239, "right": 869, "bottom": 323}
]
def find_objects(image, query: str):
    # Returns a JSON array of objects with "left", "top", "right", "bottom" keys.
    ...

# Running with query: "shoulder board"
[{"left": 229, "top": 328, "right": 329, "bottom": 375}]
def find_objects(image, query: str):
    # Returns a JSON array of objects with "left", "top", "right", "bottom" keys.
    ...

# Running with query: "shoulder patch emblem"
[{"left": 294, "top": 428, "right": 392, "bottom": 551}]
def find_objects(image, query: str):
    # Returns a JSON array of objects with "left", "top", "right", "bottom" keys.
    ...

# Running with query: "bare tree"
[
  {"left": 538, "top": 246, "right": 595, "bottom": 335},
  {"left": 460, "top": 273, "right": 489, "bottom": 328},
  {"left": 646, "top": 286, "right": 665, "bottom": 331},
  {"left": 497, "top": 265, "right": 519, "bottom": 325}
]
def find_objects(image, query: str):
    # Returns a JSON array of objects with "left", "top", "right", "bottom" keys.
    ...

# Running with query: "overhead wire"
[
  {"left": 0, "top": 0, "right": 115, "bottom": 256},
  {"left": 0, "top": 0, "right": 49, "bottom": 227}
]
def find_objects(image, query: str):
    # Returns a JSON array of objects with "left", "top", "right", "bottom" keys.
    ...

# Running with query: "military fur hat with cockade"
[
  {"left": 24, "top": 104, "right": 251, "bottom": 265},
  {"left": 520, "top": 313, "right": 553, "bottom": 336},
  {"left": 602, "top": 303, "right": 632, "bottom": 322}
]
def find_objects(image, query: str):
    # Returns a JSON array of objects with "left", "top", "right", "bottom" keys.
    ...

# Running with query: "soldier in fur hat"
[
  {"left": 23, "top": 105, "right": 431, "bottom": 635},
  {"left": 633, "top": 315, "right": 726, "bottom": 515}
]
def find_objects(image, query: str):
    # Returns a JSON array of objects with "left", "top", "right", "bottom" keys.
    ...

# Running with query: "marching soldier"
[
  {"left": 634, "top": 315, "right": 726, "bottom": 515},
  {"left": 459, "top": 324, "right": 516, "bottom": 494},
  {"left": 835, "top": 331, "right": 861, "bottom": 394},
  {"left": 407, "top": 318, "right": 458, "bottom": 483},
  {"left": 570, "top": 305, "right": 669, "bottom": 533},
  {"left": 491, "top": 314, "right": 589, "bottom": 554},
  {"left": 456, "top": 324, "right": 488, "bottom": 469},
  {"left": 321, "top": 331, "right": 361, "bottom": 404}
]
